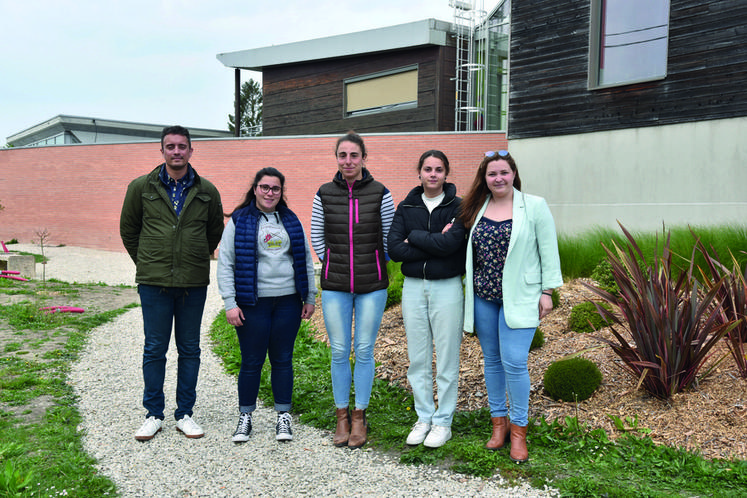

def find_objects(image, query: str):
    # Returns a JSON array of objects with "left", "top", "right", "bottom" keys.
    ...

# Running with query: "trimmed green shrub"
[
  {"left": 530, "top": 328, "right": 545, "bottom": 350},
  {"left": 386, "top": 261, "right": 404, "bottom": 309},
  {"left": 544, "top": 357, "right": 602, "bottom": 402},
  {"left": 591, "top": 259, "right": 617, "bottom": 294},
  {"left": 569, "top": 301, "right": 613, "bottom": 333}
]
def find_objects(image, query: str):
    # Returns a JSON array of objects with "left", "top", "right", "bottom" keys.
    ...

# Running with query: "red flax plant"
[
  {"left": 583, "top": 224, "right": 733, "bottom": 400},
  {"left": 692, "top": 236, "right": 747, "bottom": 378}
]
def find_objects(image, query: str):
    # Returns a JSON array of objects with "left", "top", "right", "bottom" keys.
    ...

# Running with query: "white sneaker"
[
  {"left": 406, "top": 421, "right": 431, "bottom": 446},
  {"left": 423, "top": 425, "right": 451, "bottom": 448},
  {"left": 135, "top": 416, "right": 162, "bottom": 441},
  {"left": 176, "top": 415, "right": 204, "bottom": 439}
]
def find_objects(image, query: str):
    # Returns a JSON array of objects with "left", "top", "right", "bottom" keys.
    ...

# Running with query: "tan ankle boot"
[
  {"left": 333, "top": 408, "right": 350, "bottom": 447},
  {"left": 486, "top": 416, "right": 510, "bottom": 450},
  {"left": 348, "top": 408, "right": 368, "bottom": 449},
  {"left": 509, "top": 423, "right": 528, "bottom": 463}
]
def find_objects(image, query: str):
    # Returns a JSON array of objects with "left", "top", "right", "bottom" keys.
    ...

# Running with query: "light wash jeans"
[
  {"left": 474, "top": 296, "right": 535, "bottom": 427},
  {"left": 402, "top": 276, "right": 463, "bottom": 427},
  {"left": 322, "top": 289, "right": 387, "bottom": 409}
]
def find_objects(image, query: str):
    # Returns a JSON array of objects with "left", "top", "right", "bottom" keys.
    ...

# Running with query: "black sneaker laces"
[
  {"left": 235, "top": 413, "right": 251, "bottom": 434},
  {"left": 276, "top": 413, "right": 291, "bottom": 434}
]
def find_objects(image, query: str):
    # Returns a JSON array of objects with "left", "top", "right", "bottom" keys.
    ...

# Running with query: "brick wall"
[{"left": 0, "top": 132, "right": 506, "bottom": 254}]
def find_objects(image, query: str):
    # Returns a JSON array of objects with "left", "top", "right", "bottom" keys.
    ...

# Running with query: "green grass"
[
  {"left": 557, "top": 224, "right": 747, "bottom": 280},
  {"left": 208, "top": 223, "right": 747, "bottom": 497},
  {"left": 210, "top": 313, "right": 747, "bottom": 496},
  {"left": 3, "top": 223, "right": 742, "bottom": 496},
  {"left": 0, "top": 281, "right": 137, "bottom": 498}
]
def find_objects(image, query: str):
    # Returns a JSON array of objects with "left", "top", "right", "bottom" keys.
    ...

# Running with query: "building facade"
[{"left": 506, "top": 0, "right": 747, "bottom": 233}]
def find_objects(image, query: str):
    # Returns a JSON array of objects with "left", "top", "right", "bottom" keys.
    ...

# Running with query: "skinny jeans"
[
  {"left": 474, "top": 296, "right": 535, "bottom": 427},
  {"left": 234, "top": 294, "right": 302, "bottom": 413},
  {"left": 322, "top": 289, "right": 387, "bottom": 410}
]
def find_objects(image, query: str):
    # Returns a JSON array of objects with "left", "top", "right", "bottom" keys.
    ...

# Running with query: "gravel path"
[{"left": 14, "top": 244, "right": 558, "bottom": 497}]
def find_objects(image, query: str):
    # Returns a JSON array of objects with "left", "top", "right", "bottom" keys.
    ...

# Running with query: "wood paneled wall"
[
  {"left": 509, "top": 0, "right": 747, "bottom": 139},
  {"left": 263, "top": 46, "right": 456, "bottom": 136}
]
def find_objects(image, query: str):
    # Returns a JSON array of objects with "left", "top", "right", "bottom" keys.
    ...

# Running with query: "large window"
[
  {"left": 28, "top": 131, "right": 80, "bottom": 147},
  {"left": 589, "top": 0, "right": 670, "bottom": 89},
  {"left": 344, "top": 66, "right": 418, "bottom": 117}
]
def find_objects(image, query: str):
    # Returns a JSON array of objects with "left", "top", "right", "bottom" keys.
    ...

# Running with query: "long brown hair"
[
  {"left": 226, "top": 167, "right": 287, "bottom": 217},
  {"left": 460, "top": 151, "right": 521, "bottom": 229}
]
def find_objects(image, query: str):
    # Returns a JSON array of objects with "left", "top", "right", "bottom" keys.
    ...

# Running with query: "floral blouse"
[{"left": 473, "top": 218, "right": 512, "bottom": 303}]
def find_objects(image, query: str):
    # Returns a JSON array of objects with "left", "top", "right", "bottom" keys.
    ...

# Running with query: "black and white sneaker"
[
  {"left": 232, "top": 412, "right": 252, "bottom": 443},
  {"left": 275, "top": 412, "right": 293, "bottom": 441}
]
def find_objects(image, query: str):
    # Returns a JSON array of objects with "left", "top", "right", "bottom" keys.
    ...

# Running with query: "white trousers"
[{"left": 402, "top": 275, "right": 464, "bottom": 427}]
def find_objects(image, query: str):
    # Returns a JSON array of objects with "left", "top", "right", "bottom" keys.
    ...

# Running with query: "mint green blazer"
[{"left": 463, "top": 189, "right": 563, "bottom": 332}]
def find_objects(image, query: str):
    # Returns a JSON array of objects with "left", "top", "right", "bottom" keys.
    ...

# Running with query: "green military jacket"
[{"left": 120, "top": 164, "right": 224, "bottom": 287}]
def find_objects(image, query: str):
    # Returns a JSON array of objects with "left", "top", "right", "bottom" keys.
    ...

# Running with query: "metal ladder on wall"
[{"left": 451, "top": 0, "right": 487, "bottom": 131}]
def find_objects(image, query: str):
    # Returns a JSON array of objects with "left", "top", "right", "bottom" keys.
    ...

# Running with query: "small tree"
[
  {"left": 36, "top": 228, "right": 50, "bottom": 284},
  {"left": 228, "top": 79, "right": 263, "bottom": 136}
]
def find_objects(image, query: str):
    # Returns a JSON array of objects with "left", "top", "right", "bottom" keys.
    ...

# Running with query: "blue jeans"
[
  {"left": 322, "top": 289, "right": 387, "bottom": 410},
  {"left": 402, "top": 276, "right": 463, "bottom": 427},
  {"left": 234, "top": 294, "right": 302, "bottom": 413},
  {"left": 474, "top": 296, "right": 535, "bottom": 426},
  {"left": 139, "top": 285, "right": 207, "bottom": 420}
]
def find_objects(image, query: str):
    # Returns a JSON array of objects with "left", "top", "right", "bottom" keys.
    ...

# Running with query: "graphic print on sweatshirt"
[{"left": 259, "top": 223, "right": 287, "bottom": 252}]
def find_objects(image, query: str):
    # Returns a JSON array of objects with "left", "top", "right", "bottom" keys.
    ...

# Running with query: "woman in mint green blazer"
[{"left": 461, "top": 150, "right": 563, "bottom": 463}]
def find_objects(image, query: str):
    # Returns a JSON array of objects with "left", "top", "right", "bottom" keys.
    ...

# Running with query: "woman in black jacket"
[{"left": 388, "top": 150, "right": 466, "bottom": 448}]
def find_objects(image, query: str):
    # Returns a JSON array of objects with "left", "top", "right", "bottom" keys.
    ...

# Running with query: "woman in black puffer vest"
[{"left": 310, "top": 132, "right": 395, "bottom": 449}]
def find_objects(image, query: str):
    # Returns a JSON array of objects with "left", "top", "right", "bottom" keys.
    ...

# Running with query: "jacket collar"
[
  {"left": 403, "top": 182, "right": 458, "bottom": 206},
  {"left": 333, "top": 167, "right": 373, "bottom": 189},
  {"left": 157, "top": 163, "right": 195, "bottom": 187}
]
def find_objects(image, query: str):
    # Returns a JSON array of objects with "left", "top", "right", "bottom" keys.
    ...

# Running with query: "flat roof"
[
  {"left": 217, "top": 18, "right": 454, "bottom": 71},
  {"left": 8, "top": 115, "right": 231, "bottom": 144}
]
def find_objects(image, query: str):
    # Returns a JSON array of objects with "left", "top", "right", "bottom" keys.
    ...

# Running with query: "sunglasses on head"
[{"left": 485, "top": 150, "right": 510, "bottom": 158}]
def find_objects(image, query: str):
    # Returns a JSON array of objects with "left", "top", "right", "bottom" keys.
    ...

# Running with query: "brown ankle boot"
[
  {"left": 509, "top": 423, "right": 529, "bottom": 463},
  {"left": 486, "top": 416, "right": 510, "bottom": 450},
  {"left": 333, "top": 408, "right": 351, "bottom": 447},
  {"left": 348, "top": 408, "right": 368, "bottom": 449}
]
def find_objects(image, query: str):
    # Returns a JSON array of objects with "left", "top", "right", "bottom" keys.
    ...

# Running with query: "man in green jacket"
[{"left": 120, "top": 126, "right": 224, "bottom": 441}]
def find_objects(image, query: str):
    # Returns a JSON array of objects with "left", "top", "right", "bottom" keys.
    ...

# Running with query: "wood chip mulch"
[{"left": 308, "top": 279, "right": 747, "bottom": 461}]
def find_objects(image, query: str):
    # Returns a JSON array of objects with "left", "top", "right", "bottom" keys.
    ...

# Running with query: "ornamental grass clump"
[
  {"left": 583, "top": 223, "right": 732, "bottom": 400},
  {"left": 543, "top": 357, "right": 602, "bottom": 402},
  {"left": 692, "top": 235, "right": 747, "bottom": 378}
]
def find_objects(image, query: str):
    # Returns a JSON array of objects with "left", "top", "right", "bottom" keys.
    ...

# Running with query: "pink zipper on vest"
[
  {"left": 348, "top": 182, "right": 356, "bottom": 292},
  {"left": 325, "top": 248, "right": 331, "bottom": 279}
]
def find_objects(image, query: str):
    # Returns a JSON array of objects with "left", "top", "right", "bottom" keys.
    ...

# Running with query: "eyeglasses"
[
  {"left": 485, "top": 150, "right": 510, "bottom": 158},
  {"left": 257, "top": 184, "right": 282, "bottom": 195}
]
